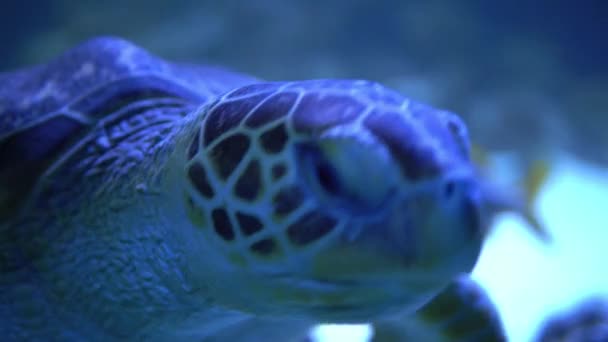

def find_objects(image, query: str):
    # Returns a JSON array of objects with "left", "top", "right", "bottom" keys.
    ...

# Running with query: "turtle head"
[{"left": 178, "top": 80, "right": 484, "bottom": 321}]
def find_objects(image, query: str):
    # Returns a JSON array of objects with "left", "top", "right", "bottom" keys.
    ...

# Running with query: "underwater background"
[{"left": 2, "top": 1, "right": 606, "bottom": 341}]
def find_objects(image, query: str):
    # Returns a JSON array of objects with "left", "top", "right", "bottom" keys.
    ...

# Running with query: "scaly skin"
[
  {"left": 2, "top": 98, "right": 311, "bottom": 340},
  {"left": 1, "top": 38, "right": 495, "bottom": 341}
]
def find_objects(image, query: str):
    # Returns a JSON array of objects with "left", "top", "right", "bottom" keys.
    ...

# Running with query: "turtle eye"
[
  {"left": 297, "top": 143, "right": 345, "bottom": 200},
  {"left": 295, "top": 139, "right": 397, "bottom": 214},
  {"left": 313, "top": 157, "right": 342, "bottom": 197}
]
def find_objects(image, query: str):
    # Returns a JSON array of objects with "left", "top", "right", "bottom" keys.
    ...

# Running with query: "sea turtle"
[{"left": 0, "top": 37, "right": 505, "bottom": 341}]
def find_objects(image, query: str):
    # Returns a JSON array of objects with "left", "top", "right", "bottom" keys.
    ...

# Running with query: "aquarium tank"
[{"left": 1, "top": 1, "right": 606, "bottom": 341}]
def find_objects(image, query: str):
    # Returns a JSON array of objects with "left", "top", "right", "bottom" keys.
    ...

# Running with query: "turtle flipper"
[{"left": 372, "top": 275, "right": 506, "bottom": 342}]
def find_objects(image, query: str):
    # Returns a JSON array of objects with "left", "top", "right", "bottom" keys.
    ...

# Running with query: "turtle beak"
[
  {"left": 309, "top": 175, "right": 483, "bottom": 284},
  {"left": 406, "top": 175, "right": 483, "bottom": 273},
  {"left": 363, "top": 174, "right": 484, "bottom": 271},
  {"left": 462, "top": 188, "right": 484, "bottom": 240}
]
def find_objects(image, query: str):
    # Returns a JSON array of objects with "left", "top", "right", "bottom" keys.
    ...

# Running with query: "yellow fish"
[{"left": 471, "top": 144, "right": 551, "bottom": 242}]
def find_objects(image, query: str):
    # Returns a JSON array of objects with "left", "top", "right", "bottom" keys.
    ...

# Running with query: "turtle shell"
[{"left": 0, "top": 36, "right": 257, "bottom": 221}]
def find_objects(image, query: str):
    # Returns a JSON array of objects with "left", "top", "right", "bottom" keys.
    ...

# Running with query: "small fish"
[{"left": 471, "top": 144, "right": 552, "bottom": 242}]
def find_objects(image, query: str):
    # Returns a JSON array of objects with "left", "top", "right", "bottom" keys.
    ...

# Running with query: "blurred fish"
[{"left": 471, "top": 144, "right": 552, "bottom": 242}]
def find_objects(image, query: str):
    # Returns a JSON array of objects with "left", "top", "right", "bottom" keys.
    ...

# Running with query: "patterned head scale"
[{"left": 182, "top": 79, "right": 482, "bottom": 318}]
